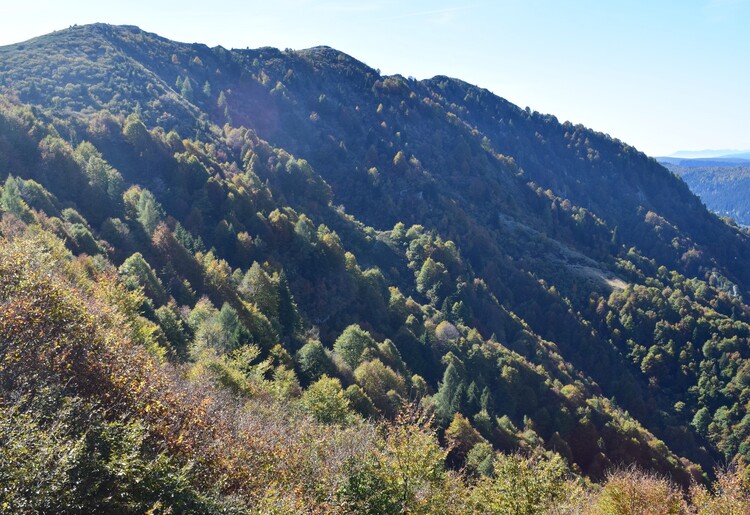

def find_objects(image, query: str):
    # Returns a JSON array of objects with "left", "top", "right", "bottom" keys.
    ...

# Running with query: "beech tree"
[
  {"left": 334, "top": 324, "right": 377, "bottom": 369},
  {"left": 300, "top": 375, "right": 351, "bottom": 424},
  {"left": 296, "top": 339, "right": 333, "bottom": 382}
]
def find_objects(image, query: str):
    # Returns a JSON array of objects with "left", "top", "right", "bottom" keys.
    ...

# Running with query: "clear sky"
[{"left": 1, "top": 0, "right": 748, "bottom": 156}]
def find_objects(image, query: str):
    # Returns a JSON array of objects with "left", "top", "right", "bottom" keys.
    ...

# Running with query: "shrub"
[{"left": 588, "top": 467, "right": 685, "bottom": 515}]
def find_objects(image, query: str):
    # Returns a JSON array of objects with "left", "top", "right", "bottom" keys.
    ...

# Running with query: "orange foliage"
[{"left": 0, "top": 231, "right": 351, "bottom": 509}]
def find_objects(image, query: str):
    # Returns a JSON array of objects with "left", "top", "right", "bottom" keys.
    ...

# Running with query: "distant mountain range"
[
  {"left": 658, "top": 156, "right": 750, "bottom": 168},
  {"left": 665, "top": 149, "right": 750, "bottom": 160}
]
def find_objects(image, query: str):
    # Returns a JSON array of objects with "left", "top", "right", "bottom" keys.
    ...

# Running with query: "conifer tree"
[
  {"left": 136, "top": 189, "right": 164, "bottom": 236},
  {"left": 1, "top": 175, "right": 25, "bottom": 218},
  {"left": 181, "top": 78, "right": 194, "bottom": 101},
  {"left": 433, "top": 361, "right": 465, "bottom": 423},
  {"left": 277, "top": 271, "right": 301, "bottom": 338}
]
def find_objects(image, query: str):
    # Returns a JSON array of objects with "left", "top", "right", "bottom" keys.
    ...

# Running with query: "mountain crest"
[{"left": 1, "top": 23, "right": 750, "bottom": 511}]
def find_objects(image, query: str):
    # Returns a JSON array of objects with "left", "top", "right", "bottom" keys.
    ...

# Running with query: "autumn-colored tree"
[
  {"left": 354, "top": 359, "right": 406, "bottom": 417},
  {"left": 338, "top": 408, "right": 461, "bottom": 513},
  {"left": 300, "top": 375, "right": 352, "bottom": 424},
  {"left": 468, "top": 452, "right": 575, "bottom": 515},
  {"left": 588, "top": 468, "right": 685, "bottom": 515},
  {"left": 444, "top": 412, "right": 483, "bottom": 466}
]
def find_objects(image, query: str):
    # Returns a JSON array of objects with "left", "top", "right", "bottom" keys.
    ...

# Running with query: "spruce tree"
[
  {"left": 277, "top": 271, "right": 301, "bottom": 338},
  {"left": 434, "top": 362, "right": 465, "bottom": 423},
  {"left": 1, "top": 175, "right": 25, "bottom": 217},
  {"left": 180, "top": 78, "right": 194, "bottom": 101}
]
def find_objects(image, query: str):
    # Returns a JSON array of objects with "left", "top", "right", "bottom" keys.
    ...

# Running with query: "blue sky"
[{"left": 1, "top": 0, "right": 748, "bottom": 156}]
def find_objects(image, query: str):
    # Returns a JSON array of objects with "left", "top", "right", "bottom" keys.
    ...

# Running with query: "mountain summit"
[{"left": 1, "top": 24, "right": 750, "bottom": 511}]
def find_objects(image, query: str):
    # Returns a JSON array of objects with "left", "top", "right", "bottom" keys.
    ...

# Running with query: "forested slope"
[
  {"left": 1, "top": 23, "right": 750, "bottom": 512},
  {"left": 663, "top": 162, "right": 750, "bottom": 226}
]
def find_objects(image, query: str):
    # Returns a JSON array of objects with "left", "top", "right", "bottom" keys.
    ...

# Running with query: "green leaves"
[
  {"left": 300, "top": 375, "right": 352, "bottom": 425},
  {"left": 468, "top": 452, "right": 574, "bottom": 515},
  {"left": 334, "top": 324, "right": 377, "bottom": 370},
  {"left": 135, "top": 189, "right": 164, "bottom": 236},
  {"left": 0, "top": 391, "right": 237, "bottom": 514},
  {"left": 338, "top": 409, "right": 452, "bottom": 514},
  {"left": 0, "top": 175, "right": 32, "bottom": 222}
]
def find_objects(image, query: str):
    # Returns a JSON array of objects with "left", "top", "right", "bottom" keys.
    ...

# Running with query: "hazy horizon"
[{"left": 667, "top": 149, "right": 750, "bottom": 158}]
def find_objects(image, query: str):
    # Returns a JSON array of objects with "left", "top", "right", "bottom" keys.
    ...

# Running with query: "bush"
[
  {"left": 468, "top": 451, "right": 575, "bottom": 515},
  {"left": 588, "top": 467, "right": 685, "bottom": 515},
  {"left": 300, "top": 375, "right": 352, "bottom": 425},
  {"left": 0, "top": 391, "right": 238, "bottom": 513},
  {"left": 689, "top": 466, "right": 750, "bottom": 514},
  {"left": 337, "top": 408, "right": 457, "bottom": 514}
]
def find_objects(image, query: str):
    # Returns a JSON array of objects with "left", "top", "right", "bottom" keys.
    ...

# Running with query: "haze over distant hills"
[
  {"left": 1, "top": 24, "right": 750, "bottom": 511},
  {"left": 666, "top": 149, "right": 750, "bottom": 160},
  {"left": 659, "top": 157, "right": 750, "bottom": 167}
]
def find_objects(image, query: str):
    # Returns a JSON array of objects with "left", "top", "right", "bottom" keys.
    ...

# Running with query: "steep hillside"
[{"left": 1, "top": 24, "right": 750, "bottom": 510}]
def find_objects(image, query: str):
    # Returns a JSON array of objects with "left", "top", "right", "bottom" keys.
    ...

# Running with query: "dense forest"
[
  {"left": 662, "top": 161, "right": 750, "bottom": 226},
  {"left": 1, "top": 24, "right": 750, "bottom": 512}
]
